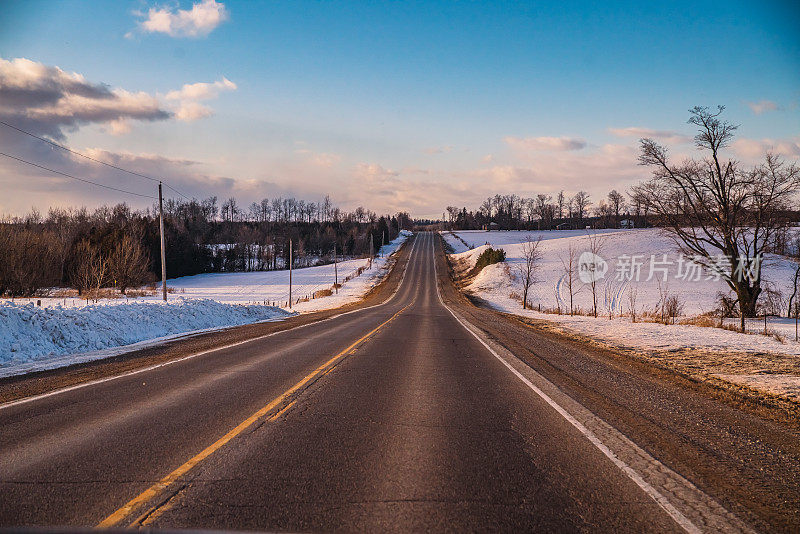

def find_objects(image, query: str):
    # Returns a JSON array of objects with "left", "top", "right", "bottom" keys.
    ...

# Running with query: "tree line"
[
  {"left": 443, "top": 188, "right": 642, "bottom": 231},
  {"left": 0, "top": 196, "right": 413, "bottom": 297}
]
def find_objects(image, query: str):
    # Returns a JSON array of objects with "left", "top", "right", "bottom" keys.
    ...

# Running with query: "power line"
[
  {"left": 162, "top": 182, "right": 191, "bottom": 200},
  {"left": 0, "top": 119, "right": 192, "bottom": 200},
  {"left": 0, "top": 151, "right": 157, "bottom": 199}
]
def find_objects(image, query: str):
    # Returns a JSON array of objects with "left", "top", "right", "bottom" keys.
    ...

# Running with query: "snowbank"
[{"left": 0, "top": 299, "right": 292, "bottom": 377}]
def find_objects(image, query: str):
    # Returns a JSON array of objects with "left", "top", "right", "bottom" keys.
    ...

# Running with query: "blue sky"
[{"left": 1, "top": 0, "right": 798, "bottom": 217}]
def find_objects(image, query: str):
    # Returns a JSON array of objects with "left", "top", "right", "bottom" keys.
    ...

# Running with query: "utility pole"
[
  {"left": 369, "top": 233, "right": 373, "bottom": 269},
  {"left": 289, "top": 239, "right": 293, "bottom": 308},
  {"left": 381, "top": 230, "right": 385, "bottom": 257},
  {"left": 158, "top": 182, "right": 167, "bottom": 302},
  {"left": 333, "top": 244, "right": 338, "bottom": 294}
]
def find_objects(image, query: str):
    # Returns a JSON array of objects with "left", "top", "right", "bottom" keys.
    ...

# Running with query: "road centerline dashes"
[{"left": 96, "top": 301, "right": 413, "bottom": 528}]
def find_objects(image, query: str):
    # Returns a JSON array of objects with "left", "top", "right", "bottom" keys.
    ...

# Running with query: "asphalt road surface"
[{"left": 0, "top": 232, "right": 797, "bottom": 532}]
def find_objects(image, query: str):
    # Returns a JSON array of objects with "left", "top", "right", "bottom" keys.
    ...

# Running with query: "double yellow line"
[{"left": 97, "top": 302, "right": 412, "bottom": 528}]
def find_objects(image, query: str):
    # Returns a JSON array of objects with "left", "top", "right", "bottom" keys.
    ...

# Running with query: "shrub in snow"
[{"left": 473, "top": 248, "right": 506, "bottom": 273}]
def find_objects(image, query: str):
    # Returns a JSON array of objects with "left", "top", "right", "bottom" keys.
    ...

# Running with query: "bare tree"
[
  {"left": 595, "top": 200, "right": 613, "bottom": 227},
  {"left": 634, "top": 106, "right": 800, "bottom": 331},
  {"left": 556, "top": 191, "right": 566, "bottom": 220},
  {"left": 627, "top": 284, "right": 638, "bottom": 323},
  {"left": 70, "top": 240, "right": 106, "bottom": 301},
  {"left": 354, "top": 206, "right": 366, "bottom": 223},
  {"left": 586, "top": 232, "right": 605, "bottom": 317},
  {"left": 322, "top": 195, "right": 332, "bottom": 222},
  {"left": 0, "top": 224, "right": 60, "bottom": 297},
  {"left": 572, "top": 191, "right": 591, "bottom": 222},
  {"left": 607, "top": 189, "right": 626, "bottom": 223},
  {"left": 535, "top": 194, "right": 554, "bottom": 229},
  {"left": 524, "top": 198, "right": 537, "bottom": 224},
  {"left": 559, "top": 242, "right": 581, "bottom": 315},
  {"left": 263, "top": 201, "right": 274, "bottom": 223},
  {"left": 664, "top": 294, "right": 684, "bottom": 325},
  {"left": 92, "top": 251, "right": 107, "bottom": 302},
  {"left": 480, "top": 198, "right": 493, "bottom": 219},
  {"left": 515, "top": 236, "right": 542, "bottom": 309},
  {"left": 446, "top": 206, "right": 459, "bottom": 228},
  {"left": 109, "top": 234, "right": 150, "bottom": 294},
  {"left": 221, "top": 197, "right": 240, "bottom": 222}
]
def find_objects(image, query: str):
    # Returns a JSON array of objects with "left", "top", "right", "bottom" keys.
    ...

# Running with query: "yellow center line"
[{"left": 97, "top": 302, "right": 412, "bottom": 529}]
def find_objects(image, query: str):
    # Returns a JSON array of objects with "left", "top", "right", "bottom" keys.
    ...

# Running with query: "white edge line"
[
  {"left": 430, "top": 232, "right": 701, "bottom": 534},
  {"left": 0, "top": 234, "right": 420, "bottom": 412}
]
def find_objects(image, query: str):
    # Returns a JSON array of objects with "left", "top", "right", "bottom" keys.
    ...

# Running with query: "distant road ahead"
[{"left": 1, "top": 232, "right": 797, "bottom": 532}]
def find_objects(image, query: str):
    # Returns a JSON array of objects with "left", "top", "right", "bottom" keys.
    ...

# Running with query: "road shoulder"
[{"left": 440, "top": 234, "right": 800, "bottom": 427}]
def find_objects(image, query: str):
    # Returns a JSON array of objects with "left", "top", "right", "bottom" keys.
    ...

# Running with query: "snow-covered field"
[
  {"left": 445, "top": 229, "right": 800, "bottom": 402},
  {"left": 0, "top": 231, "right": 411, "bottom": 377},
  {"left": 446, "top": 229, "right": 798, "bottom": 322}
]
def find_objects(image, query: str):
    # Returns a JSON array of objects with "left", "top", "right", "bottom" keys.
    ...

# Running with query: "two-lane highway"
[{"left": 0, "top": 232, "right": 772, "bottom": 531}]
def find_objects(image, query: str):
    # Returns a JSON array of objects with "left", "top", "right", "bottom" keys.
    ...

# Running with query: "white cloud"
[
  {"left": 295, "top": 149, "right": 341, "bottom": 168},
  {"left": 401, "top": 166, "right": 430, "bottom": 175},
  {"left": 467, "top": 143, "right": 642, "bottom": 198},
  {"left": 0, "top": 56, "right": 249, "bottom": 215},
  {"left": 732, "top": 137, "right": 800, "bottom": 159},
  {"left": 477, "top": 165, "right": 537, "bottom": 185},
  {"left": 165, "top": 77, "right": 237, "bottom": 101},
  {"left": 342, "top": 163, "right": 463, "bottom": 216},
  {"left": 0, "top": 143, "right": 310, "bottom": 216},
  {"left": 0, "top": 57, "right": 171, "bottom": 140},
  {"left": 354, "top": 163, "right": 399, "bottom": 181},
  {"left": 504, "top": 136, "right": 586, "bottom": 152},
  {"left": 27, "top": 88, "right": 167, "bottom": 125},
  {"left": 746, "top": 100, "right": 778, "bottom": 115},
  {"left": 174, "top": 101, "right": 214, "bottom": 121},
  {"left": 135, "top": 0, "right": 228, "bottom": 38},
  {"left": 311, "top": 153, "right": 341, "bottom": 168},
  {"left": 608, "top": 127, "right": 691, "bottom": 144},
  {"left": 0, "top": 57, "right": 236, "bottom": 134},
  {"left": 107, "top": 119, "right": 132, "bottom": 136},
  {"left": 0, "top": 59, "right": 323, "bottom": 215},
  {"left": 0, "top": 57, "right": 109, "bottom": 106},
  {"left": 165, "top": 77, "right": 237, "bottom": 122},
  {"left": 423, "top": 145, "right": 453, "bottom": 155},
  {"left": 340, "top": 142, "right": 644, "bottom": 218},
  {"left": 293, "top": 146, "right": 342, "bottom": 168}
]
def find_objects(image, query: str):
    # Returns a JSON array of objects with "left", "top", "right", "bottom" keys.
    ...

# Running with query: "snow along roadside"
[
  {"left": 0, "top": 231, "right": 412, "bottom": 379},
  {"left": 0, "top": 299, "right": 293, "bottom": 378}
]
